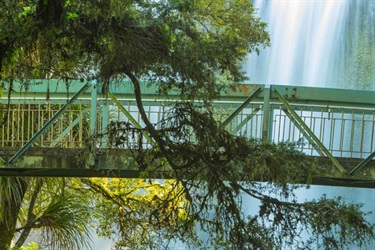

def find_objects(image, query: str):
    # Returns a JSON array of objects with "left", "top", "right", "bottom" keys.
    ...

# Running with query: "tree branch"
[
  {"left": 14, "top": 178, "right": 44, "bottom": 247},
  {"left": 125, "top": 70, "right": 198, "bottom": 172}
]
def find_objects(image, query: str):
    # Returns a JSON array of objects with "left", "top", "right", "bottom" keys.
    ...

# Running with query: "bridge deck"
[{"left": 0, "top": 147, "right": 373, "bottom": 188}]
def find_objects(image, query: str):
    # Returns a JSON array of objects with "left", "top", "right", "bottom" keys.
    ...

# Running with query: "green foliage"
[
  {"left": 105, "top": 101, "right": 374, "bottom": 249},
  {"left": 0, "top": 1, "right": 374, "bottom": 249},
  {"left": 0, "top": 177, "right": 26, "bottom": 226},
  {"left": 303, "top": 196, "right": 374, "bottom": 249},
  {"left": 0, "top": 177, "right": 28, "bottom": 250},
  {"left": 34, "top": 195, "right": 92, "bottom": 250},
  {"left": 0, "top": 0, "right": 269, "bottom": 98},
  {"left": 15, "top": 242, "right": 39, "bottom": 250},
  {"left": 0, "top": 178, "right": 93, "bottom": 249},
  {"left": 82, "top": 178, "right": 197, "bottom": 249}
]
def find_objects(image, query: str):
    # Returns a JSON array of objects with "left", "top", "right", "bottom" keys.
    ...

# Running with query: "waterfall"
[
  {"left": 241, "top": 4, "right": 375, "bottom": 250},
  {"left": 245, "top": 0, "right": 375, "bottom": 90}
]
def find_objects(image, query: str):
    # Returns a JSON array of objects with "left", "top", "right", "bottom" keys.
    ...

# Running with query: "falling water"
[{"left": 245, "top": 0, "right": 375, "bottom": 90}]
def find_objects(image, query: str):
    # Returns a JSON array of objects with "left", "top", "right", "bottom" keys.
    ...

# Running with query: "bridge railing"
[
  {"left": 0, "top": 100, "right": 91, "bottom": 148},
  {"left": 1, "top": 80, "right": 374, "bottom": 161},
  {"left": 224, "top": 103, "right": 375, "bottom": 159}
]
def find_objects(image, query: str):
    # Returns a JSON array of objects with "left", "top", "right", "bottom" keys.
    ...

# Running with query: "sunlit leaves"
[{"left": 83, "top": 178, "right": 195, "bottom": 248}]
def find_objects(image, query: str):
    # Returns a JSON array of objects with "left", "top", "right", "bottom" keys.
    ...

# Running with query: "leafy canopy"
[{"left": 0, "top": 0, "right": 269, "bottom": 95}]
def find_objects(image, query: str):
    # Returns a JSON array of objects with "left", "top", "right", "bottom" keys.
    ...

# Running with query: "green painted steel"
[
  {"left": 282, "top": 109, "right": 324, "bottom": 156},
  {"left": 262, "top": 85, "right": 271, "bottom": 141},
  {"left": 101, "top": 99, "right": 109, "bottom": 148},
  {"left": 8, "top": 82, "right": 91, "bottom": 165},
  {"left": 1, "top": 82, "right": 374, "bottom": 158},
  {"left": 50, "top": 110, "right": 88, "bottom": 147},
  {"left": 2, "top": 80, "right": 374, "bottom": 108},
  {"left": 90, "top": 81, "right": 98, "bottom": 136},
  {"left": 1, "top": 80, "right": 374, "bottom": 182},
  {"left": 350, "top": 151, "right": 375, "bottom": 176},
  {"left": 273, "top": 88, "right": 347, "bottom": 175},
  {"left": 108, "top": 91, "right": 154, "bottom": 145},
  {"left": 235, "top": 108, "right": 260, "bottom": 133},
  {"left": 0, "top": 167, "right": 373, "bottom": 188},
  {"left": 0, "top": 168, "right": 144, "bottom": 178},
  {"left": 222, "top": 86, "right": 262, "bottom": 126}
]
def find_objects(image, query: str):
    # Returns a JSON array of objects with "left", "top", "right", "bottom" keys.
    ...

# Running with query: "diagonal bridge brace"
[
  {"left": 234, "top": 108, "right": 261, "bottom": 134},
  {"left": 50, "top": 108, "right": 90, "bottom": 147},
  {"left": 107, "top": 91, "right": 154, "bottom": 145},
  {"left": 8, "top": 82, "right": 93, "bottom": 165},
  {"left": 222, "top": 86, "right": 262, "bottom": 127},
  {"left": 273, "top": 88, "right": 347, "bottom": 175},
  {"left": 282, "top": 109, "right": 324, "bottom": 156},
  {"left": 350, "top": 151, "right": 375, "bottom": 176}
]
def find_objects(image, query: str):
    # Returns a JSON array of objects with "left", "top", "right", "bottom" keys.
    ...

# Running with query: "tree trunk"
[
  {"left": 14, "top": 179, "right": 43, "bottom": 248},
  {"left": 0, "top": 177, "right": 28, "bottom": 250}
]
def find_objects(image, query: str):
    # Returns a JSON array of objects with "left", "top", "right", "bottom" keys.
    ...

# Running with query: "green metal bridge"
[{"left": 0, "top": 80, "right": 374, "bottom": 188}]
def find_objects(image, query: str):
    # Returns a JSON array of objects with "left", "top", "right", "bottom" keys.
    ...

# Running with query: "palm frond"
[
  {"left": 0, "top": 177, "right": 27, "bottom": 226},
  {"left": 35, "top": 195, "right": 92, "bottom": 250}
]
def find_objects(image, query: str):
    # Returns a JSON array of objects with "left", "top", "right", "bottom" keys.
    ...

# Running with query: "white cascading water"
[{"left": 245, "top": 0, "right": 375, "bottom": 89}]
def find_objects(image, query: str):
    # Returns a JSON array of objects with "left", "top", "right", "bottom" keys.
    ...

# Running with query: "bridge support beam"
[
  {"left": 50, "top": 109, "right": 89, "bottom": 147},
  {"left": 282, "top": 109, "right": 324, "bottom": 156},
  {"left": 1, "top": 81, "right": 374, "bottom": 186},
  {"left": 262, "top": 85, "right": 273, "bottom": 141},
  {"left": 1, "top": 148, "right": 374, "bottom": 188},
  {"left": 90, "top": 81, "right": 98, "bottom": 136},
  {"left": 101, "top": 98, "right": 109, "bottom": 148}
]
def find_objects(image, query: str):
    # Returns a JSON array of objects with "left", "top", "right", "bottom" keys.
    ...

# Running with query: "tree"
[
  {"left": 0, "top": 0, "right": 374, "bottom": 249},
  {"left": 81, "top": 178, "right": 196, "bottom": 249},
  {"left": 0, "top": 178, "right": 92, "bottom": 249},
  {"left": 1, "top": 177, "right": 192, "bottom": 249}
]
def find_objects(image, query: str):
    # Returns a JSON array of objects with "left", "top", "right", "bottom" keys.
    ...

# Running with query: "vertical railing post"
[
  {"left": 268, "top": 107, "right": 274, "bottom": 142},
  {"left": 262, "top": 85, "right": 271, "bottom": 141},
  {"left": 9, "top": 82, "right": 91, "bottom": 164},
  {"left": 88, "top": 81, "right": 98, "bottom": 167},
  {"left": 101, "top": 97, "right": 109, "bottom": 148},
  {"left": 273, "top": 89, "right": 347, "bottom": 175},
  {"left": 90, "top": 81, "right": 98, "bottom": 136},
  {"left": 222, "top": 86, "right": 262, "bottom": 127}
]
